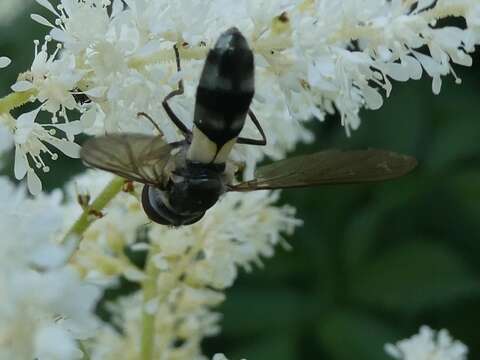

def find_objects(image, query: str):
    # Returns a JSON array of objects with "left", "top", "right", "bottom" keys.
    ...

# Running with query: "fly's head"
[{"left": 141, "top": 161, "right": 225, "bottom": 227}]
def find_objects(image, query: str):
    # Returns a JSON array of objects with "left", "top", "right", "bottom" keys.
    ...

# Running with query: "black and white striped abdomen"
[{"left": 187, "top": 27, "right": 254, "bottom": 165}]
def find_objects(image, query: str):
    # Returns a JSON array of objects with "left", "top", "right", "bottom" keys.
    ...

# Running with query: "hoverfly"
[{"left": 81, "top": 27, "right": 417, "bottom": 227}]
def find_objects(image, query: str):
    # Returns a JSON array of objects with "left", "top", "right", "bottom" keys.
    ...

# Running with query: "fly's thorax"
[{"left": 167, "top": 161, "right": 225, "bottom": 215}]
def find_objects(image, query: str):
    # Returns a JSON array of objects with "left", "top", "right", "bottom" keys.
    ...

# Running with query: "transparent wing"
[
  {"left": 229, "top": 149, "right": 417, "bottom": 191},
  {"left": 80, "top": 134, "right": 178, "bottom": 185}
]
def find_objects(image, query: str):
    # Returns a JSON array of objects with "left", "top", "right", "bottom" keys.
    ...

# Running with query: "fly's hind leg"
[
  {"left": 236, "top": 110, "right": 267, "bottom": 146},
  {"left": 162, "top": 44, "right": 192, "bottom": 140}
]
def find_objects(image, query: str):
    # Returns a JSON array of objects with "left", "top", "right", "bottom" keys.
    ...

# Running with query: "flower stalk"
[
  {"left": 0, "top": 89, "right": 36, "bottom": 115},
  {"left": 140, "top": 231, "right": 208, "bottom": 359},
  {"left": 140, "top": 251, "right": 160, "bottom": 360},
  {"left": 79, "top": 341, "right": 92, "bottom": 360},
  {"left": 63, "top": 176, "right": 125, "bottom": 253},
  {"left": 128, "top": 46, "right": 208, "bottom": 69}
]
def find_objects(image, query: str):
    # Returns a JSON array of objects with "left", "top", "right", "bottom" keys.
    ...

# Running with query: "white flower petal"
[
  {"left": 112, "top": 0, "right": 125, "bottom": 17},
  {"left": 432, "top": 76, "right": 442, "bottom": 95},
  {"left": 30, "top": 13, "right": 55, "bottom": 28},
  {"left": 27, "top": 169, "right": 42, "bottom": 195},
  {"left": 385, "top": 62, "right": 410, "bottom": 82},
  {"left": 16, "top": 107, "right": 41, "bottom": 131},
  {"left": 11, "top": 81, "right": 33, "bottom": 92},
  {"left": 46, "top": 138, "right": 81, "bottom": 158},
  {"left": 129, "top": 242, "right": 150, "bottom": 252},
  {"left": 52, "top": 121, "right": 84, "bottom": 141},
  {"left": 80, "top": 107, "right": 97, "bottom": 130},
  {"left": 124, "top": 268, "right": 146, "bottom": 282},
  {"left": 14, "top": 146, "right": 27, "bottom": 180},
  {"left": 35, "top": 0, "right": 59, "bottom": 16},
  {"left": 404, "top": 56, "right": 423, "bottom": 80},
  {"left": 83, "top": 87, "right": 107, "bottom": 98},
  {"left": 50, "top": 27, "right": 74, "bottom": 43},
  {"left": 0, "top": 57, "right": 11, "bottom": 68},
  {"left": 363, "top": 86, "right": 383, "bottom": 110},
  {"left": 212, "top": 354, "right": 229, "bottom": 360},
  {"left": 34, "top": 325, "right": 80, "bottom": 360}
]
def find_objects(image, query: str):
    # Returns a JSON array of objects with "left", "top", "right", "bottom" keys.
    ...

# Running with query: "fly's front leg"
[
  {"left": 137, "top": 112, "right": 164, "bottom": 136},
  {"left": 236, "top": 110, "right": 267, "bottom": 146},
  {"left": 162, "top": 44, "right": 192, "bottom": 141}
]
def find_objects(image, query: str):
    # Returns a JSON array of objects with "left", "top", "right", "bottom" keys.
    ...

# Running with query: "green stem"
[
  {"left": 141, "top": 251, "right": 160, "bottom": 360},
  {"left": 79, "top": 341, "right": 91, "bottom": 360},
  {"left": 0, "top": 90, "right": 36, "bottom": 114},
  {"left": 128, "top": 47, "right": 208, "bottom": 70},
  {"left": 62, "top": 176, "right": 125, "bottom": 253}
]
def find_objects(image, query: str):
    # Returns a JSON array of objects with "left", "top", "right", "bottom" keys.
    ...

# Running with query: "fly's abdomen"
[{"left": 188, "top": 27, "right": 254, "bottom": 164}]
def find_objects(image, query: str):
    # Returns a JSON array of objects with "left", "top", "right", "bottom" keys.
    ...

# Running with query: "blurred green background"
[{"left": 1, "top": 4, "right": 479, "bottom": 359}]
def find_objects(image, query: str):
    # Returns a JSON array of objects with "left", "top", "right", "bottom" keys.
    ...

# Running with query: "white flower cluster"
[
  {"left": 0, "top": 0, "right": 477, "bottom": 192},
  {"left": 385, "top": 326, "right": 468, "bottom": 360},
  {"left": 0, "top": 0, "right": 478, "bottom": 359},
  {"left": 0, "top": 163, "right": 298, "bottom": 359},
  {"left": 0, "top": 177, "right": 100, "bottom": 360},
  {"left": 64, "top": 171, "right": 299, "bottom": 359},
  {"left": 0, "top": 11, "right": 302, "bottom": 355}
]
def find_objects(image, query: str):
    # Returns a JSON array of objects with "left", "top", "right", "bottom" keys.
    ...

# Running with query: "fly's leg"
[
  {"left": 162, "top": 44, "right": 192, "bottom": 140},
  {"left": 137, "top": 112, "right": 164, "bottom": 136},
  {"left": 236, "top": 110, "right": 267, "bottom": 146}
]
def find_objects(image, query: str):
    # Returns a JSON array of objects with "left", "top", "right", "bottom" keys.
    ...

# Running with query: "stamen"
[{"left": 449, "top": 64, "right": 462, "bottom": 84}]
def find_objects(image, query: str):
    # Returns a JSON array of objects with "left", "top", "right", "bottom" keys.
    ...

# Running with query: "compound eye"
[
  {"left": 141, "top": 185, "right": 205, "bottom": 227},
  {"left": 141, "top": 185, "right": 174, "bottom": 226}
]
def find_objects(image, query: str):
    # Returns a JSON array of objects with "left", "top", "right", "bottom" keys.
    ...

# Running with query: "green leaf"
[
  {"left": 229, "top": 333, "right": 296, "bottom": 360},
  {"left": 449, "top": 170, "right": 480, "bottom": 215},
  {"left": 350, "top": 241, "right": 480, "bottom": 313},
  {"left": 426, "top": 97, "right": 480, "bottom": 172},
  {"left": 343, "top": 209, "right": 383, "bottom": 270},
  {"left": 317, "top": 309, "right": 399, "bottom": 360},
  {"left": 221, "top": 289, "right": 306, "bottom": 336}
]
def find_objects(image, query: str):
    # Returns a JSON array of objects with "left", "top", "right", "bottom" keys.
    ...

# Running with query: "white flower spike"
[
  {"left": 0, "top": 1, "right": 477, "bottom": 359},
  {"left": 385, "top": 326, "right": 468, "bottom": 360},
  {"left": 5, "top": 0, "right": 478, "bottom": 194},
  {"left": 0, "top": 177, "right": 101, "bottom": 360}
]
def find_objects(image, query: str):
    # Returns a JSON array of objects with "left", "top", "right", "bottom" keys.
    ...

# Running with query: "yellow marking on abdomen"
[
  {"left": 214, "top": 138, "right": 236, "bottom": 164},
  {"left": 187, "top": 126, "right": 218, "bottom": 163},
  {"left": 187, "top": 125, "right": 237, "bottom": 165}
]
